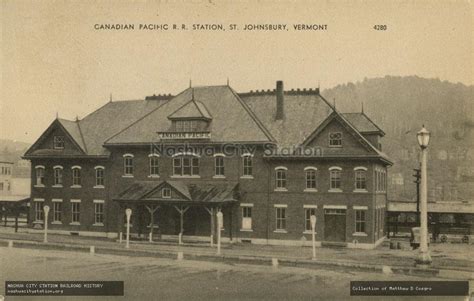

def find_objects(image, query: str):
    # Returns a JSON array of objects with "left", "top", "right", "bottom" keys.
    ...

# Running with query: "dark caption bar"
[
  {"left": 350, "top": 281, "right": 469, "bottom": 296},
  {"left": 5, "top": 281, "right": 124, "bottom": 296}
]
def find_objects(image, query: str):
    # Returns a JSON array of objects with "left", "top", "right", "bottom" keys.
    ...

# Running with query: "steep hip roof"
[{"left": 105, "top": 86, "right": 274, "bottom": 145}]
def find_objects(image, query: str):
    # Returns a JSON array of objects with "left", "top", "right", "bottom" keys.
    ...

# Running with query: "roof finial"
[
  {"left": 227, "top": 77, "right": 229, "bottom": 86},
  {"left": 333, "top": 98, "right": 336, "bottom": 109},
  {"left": 189, "top": 79, "right": 192, "bottom": 88},
  {"left": 109, "top": 93, "right": 113, "bottom": 102},
  {"left": 191, "top": 88, "right": 195, "bottom": 100},
  {"left": 75, "top": 115, "right": 79, "bottom": 122},
  {"left": 361, "top": 101, "right": 364, "bottom": 114},
  {"left": 56, "top": 112, "right": 59, "bottom": 119},
  {"left": 318, "top": 81, "right": 320, "bottom": 90}
]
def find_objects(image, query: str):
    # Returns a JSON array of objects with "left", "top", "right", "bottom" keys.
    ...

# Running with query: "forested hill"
[{"left": 323, "top": 76, "right": 474, "bottom": 202}]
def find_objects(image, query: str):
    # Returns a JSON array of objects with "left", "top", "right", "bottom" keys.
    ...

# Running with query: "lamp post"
[
  {"left": 125, "top": 208, "right": 132, "bottom": 249},
  {"left": 310, "top": 215, "right": 317, "bottom": 260},
  {"left": 43, "top": 205, "right": 50, "bottom": 243},
  {"left": 416, "top": 125, "right": 432, "bottom": 266}
]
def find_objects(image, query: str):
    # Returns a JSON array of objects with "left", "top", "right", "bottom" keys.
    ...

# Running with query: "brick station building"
[{"left": 24, "top": 81, "right": 391, "bottom": 248}]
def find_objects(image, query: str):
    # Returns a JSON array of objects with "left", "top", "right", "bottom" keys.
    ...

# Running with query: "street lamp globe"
[{"left": 417, "top": 125, "right": 430, "bottom": 149}]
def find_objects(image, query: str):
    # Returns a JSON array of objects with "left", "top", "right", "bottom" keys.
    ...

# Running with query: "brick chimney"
[{"left": 275, "top": 80, "right": 284, "bottom": 120}]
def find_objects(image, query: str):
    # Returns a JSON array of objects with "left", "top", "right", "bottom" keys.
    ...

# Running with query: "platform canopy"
[
  {"left": 113, "top": 180, "right": 239, "bottom": 206},
  {"left": 388, "top": 201, "right": 474, "bottom": 214}
]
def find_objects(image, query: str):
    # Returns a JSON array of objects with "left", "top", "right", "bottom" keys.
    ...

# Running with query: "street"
[{"left": 0, "top": 247, "right": 470, "bottom": 301}]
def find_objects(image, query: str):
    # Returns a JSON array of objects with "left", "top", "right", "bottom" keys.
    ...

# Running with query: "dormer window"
[
  {"left": 175, "top": 120, "right": 198, "bottom": 132},
  {"left": 329, "top": 132, "right": 342, "bottom": 147},
  {"left": 53, "top": 136, "right": 65, "bottom": 149}
]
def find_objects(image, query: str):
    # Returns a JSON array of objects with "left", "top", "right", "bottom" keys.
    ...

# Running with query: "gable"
[
  {"left": 24, "top": 119, "right": 85, "bottom": 157},
  {"left": 142, "top": 181, "right": 191, "bottom": 200},
  {"left": 304, "top": 115, "right": 377, "bottom": 156}
]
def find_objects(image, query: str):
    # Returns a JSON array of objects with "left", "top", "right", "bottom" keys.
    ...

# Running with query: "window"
[
  {"left": 0, "top": 183, "right": 3, "bottom": 190},
  {"left": 214, "top": 155, "right": 225, "bottom": 177},
  {"left": 95, "top": 166, "right": 105, "bottom": 187},
  {"left": 71, "top": 166, "right": 81, "bottom": 186},
  {"left": 53, "top": 135, "right": 65, "bottom": 149},
  {"left": 94, "top": 201, "right": 104, "bottom": 225},
  {"left": 173, "top": 155, "right": 199, "bottom": 176},
  {"left": 175, "top": 120, "right": 197, "bottom": 132},
  {"left": 149, "top": 155, "right": 159, "bottom": 176},
  {"left": 305, "top": 167, "right": 317, "bottom": 190},
  {"left": 354, "top": 168, "right": 367, "bottom": 190},
  {"left": 71, "top": 201, "right": 80, "bottom": 223},
  {"left": 275, "top": 167, "right": 287, "bottom": 190},
  {"left": 123, "top": 154, "right": 134, "bottom": 176},
  {"left": 355, "top": 210, "right": 366, "bottom": 233},
  {"left": 35, "top": 166, "right": 45, "bottom": 186},
  {"left": 53, "top": 166, "right": 63, "bottom": 186},
  {"left": 329, "top": 167, "right": 342, "bottom": 190},
  {"left": 162, "top": 187, "right": 171, "bottom": 198},
  {"left": 304, "top": 207, "right": 317, "bottom": 232},
  {"left": 275, "top": 206, "right": 287, "bottom": 231},
  {"left": 53, "top": 201, "right": 62, "bottom": 223},
  {"left": 329, "top": 132, "right": 342, "bottom": 147},
  {"left": 242, "top": 155, "right": 253, "bottom": 177},
  {"left": 241, "top": 205, "right": 253, "bottom": 230},
  {"left": 34, "top": 200, "right": 44, "bottom": 222}
]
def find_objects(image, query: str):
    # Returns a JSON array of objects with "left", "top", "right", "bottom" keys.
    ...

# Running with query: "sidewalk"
[{"left": 1, "top": 228, "right": 473, "bottom": 280}]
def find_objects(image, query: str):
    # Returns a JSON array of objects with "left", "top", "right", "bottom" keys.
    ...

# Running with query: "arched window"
[
  {"left": 214, "top": 154, "right": 225, "bottom": 177},
  {"left": 173, "top": 154, "right": 199, "bottom": 176},
  {"left": 148, "top": 154, "right": 159, "bottom": 177},
  {"left": 275, "top": 167, "right": 287, "bottom": 190},
  {"left": 95, "top": 166, "right": 105, "bottom": 187},
  {"left": 35, "top": 166, "right": 45, "bottom": 186},
  {"left": 304, "top": 167, "right": 317, "bottom": 190},
  {"left": 242, "top": 153, "right": 253, "bottom": 177},
  {"left": 329, "top": 166, "right": 342, "bottom": 190},
  {"left": 123, "top": 154, "right": 134, "bottom": 176},
  {"left": 354, "top": 167, "right": 367, "bottom": 191},
  {"left": 53, "top": 165, "right": 63, "bottom": 186},
  {"left": 71, "top": 166, "right": 81, "bottom": 187}
]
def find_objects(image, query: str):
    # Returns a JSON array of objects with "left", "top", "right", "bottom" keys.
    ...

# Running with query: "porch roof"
[{"left": 113, "top": 180, "right": 239, "bottom": 205}]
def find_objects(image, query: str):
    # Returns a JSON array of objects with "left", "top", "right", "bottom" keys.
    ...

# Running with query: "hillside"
[
  {"left": 0, "top": 139, "right": 31, "bottom": 177},
  {"left": 322, "top": 76, "right": 474, "bottom": 202}
]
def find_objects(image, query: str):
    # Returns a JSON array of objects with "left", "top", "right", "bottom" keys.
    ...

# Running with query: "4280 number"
[{"left": 373, "top": 25, "right": 387, "bottom": 30}]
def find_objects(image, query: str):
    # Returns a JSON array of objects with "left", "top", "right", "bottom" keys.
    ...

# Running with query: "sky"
[{"left": 1, "top": 0, "right": 472, "bottom": 143}]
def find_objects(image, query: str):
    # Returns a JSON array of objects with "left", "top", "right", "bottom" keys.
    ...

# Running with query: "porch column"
[
  {"left": 204, "top": 206, "right": 215, "bottom": 247},
  {"left": 117, "top": 204, "right": 125, "bottom": 242},
  {"left": 173, "top": 205, "right": 189, "bottom": 245},
  {"left": 229, "top": 205, "right": 233, "bottom": 242},
  {"left": 145, "top": 205, "right": 159, "bottom": 242}
]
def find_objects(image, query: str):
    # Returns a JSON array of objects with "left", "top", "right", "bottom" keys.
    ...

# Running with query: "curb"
[{"left": 1, "top": 239, "right": 473, "bottom": 280}]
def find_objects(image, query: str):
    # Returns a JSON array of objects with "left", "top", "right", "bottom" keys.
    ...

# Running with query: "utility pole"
[{"left": 413, "top": 167, "right": 421, "bottom": 225}]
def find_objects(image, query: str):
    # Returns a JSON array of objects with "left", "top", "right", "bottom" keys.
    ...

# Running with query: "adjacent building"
[{"left": 24, "top": 81, "right": 392, "bottom": 248}]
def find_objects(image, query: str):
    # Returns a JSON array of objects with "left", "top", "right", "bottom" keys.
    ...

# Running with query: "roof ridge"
[
  {"left": 228, "top": 86, "right": 276, "bottom": 143},
  {"left": 103, "top": 89, "right": 187, "bottom": 144},
  {"left": 361, "top": 111, "right": 385, "bottom": 135}
]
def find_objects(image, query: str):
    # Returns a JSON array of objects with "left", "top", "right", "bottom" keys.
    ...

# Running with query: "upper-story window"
[
  {"left": 242, "top": 154, "right": 253, "bottom": 177},
  {"left": 71, "top": 166, "right": 81, "bottom": 187},
  {"left": 95, "top": 166, "right": 105, "bottom": 187},
  {"left": 53, "top": 166, "right": 63, "bottom": 186},
  {"left": 173, "top": 154, "right": 199, "bottom": 176},
  {"left": 375, "top": 168, "right": 387, "bottom": 192},
  {"left": 214, "top": 154, "right": 225, "bottom": 177},
  {"left": 35, "top": 166, "right": 45, "bottom": 186},
  {"left": 329, "top": 167, "right": 342, "bottom": 191},
  {"left": 329, "top": 132, "right": 342, "bottom": 147},
  {"left": 149, "top": 154, "right": 159, "bottom": 177},
  {"left": 123, "top": 154, "right": 134, "bottom": 176},
  {"left": 162, "top": 187, "right": 171, "bottom": 198},
  {"left": 53, "top": 135, "right": 65, "bottom": 149},
  {"left": 305, "top": 167, "right": 317, "bottom": 190},
  {"left": 354, "top": 167, "right": 368, "bottom": 191},
  {"left": 175, "top": 120, "right": 198, "bottom": 132},
  {"left": 275, "top": 167, "right": 287, "bottom": 190}
]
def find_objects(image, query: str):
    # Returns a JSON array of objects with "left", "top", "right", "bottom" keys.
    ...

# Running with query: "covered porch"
[{"left": 113, "top": 180, "right": 239, "bottom": 245}]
